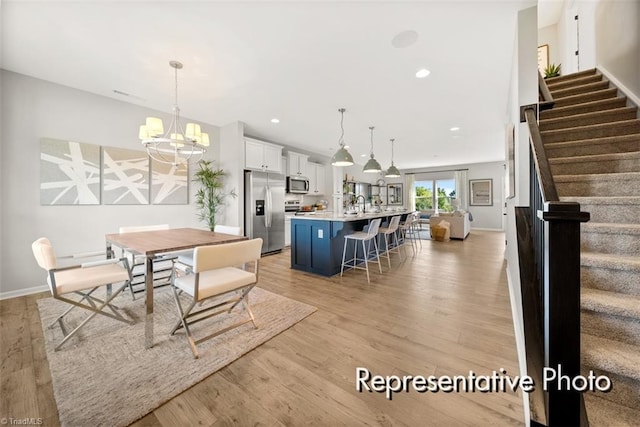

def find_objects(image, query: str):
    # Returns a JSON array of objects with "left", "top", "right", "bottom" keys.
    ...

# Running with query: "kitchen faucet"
[{"left": 355, "top": 194, "right": 366, "bottom": 213}]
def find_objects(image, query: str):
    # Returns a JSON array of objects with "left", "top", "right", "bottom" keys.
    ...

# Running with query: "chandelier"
[{"left": 138, "top": 61, "right": 209, "bottom": 166}]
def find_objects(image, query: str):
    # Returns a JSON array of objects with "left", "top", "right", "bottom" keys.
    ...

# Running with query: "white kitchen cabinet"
[
  {"left": 307, "top": 162, "right": 326, "bottom": 196},
  {"left": 245, "top": 138, "right": 283, "bottom": 173},
  {"left": 287, "top": 152, "right": 309, "bottom": 177}
]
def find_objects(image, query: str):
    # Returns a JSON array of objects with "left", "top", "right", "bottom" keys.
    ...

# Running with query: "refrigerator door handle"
[{"left": 265, "top": 186, "right": 272, "bottom": 228}]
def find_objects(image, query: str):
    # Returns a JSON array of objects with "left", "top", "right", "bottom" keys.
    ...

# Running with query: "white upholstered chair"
[
  {"left": 170, "top": 238, "right": 262, "bottom": 358},
  {"left": 118, "top": 224, "right": 174, "bottom": 299},
  {"left": 31, "top": 237, "right": 133, "bottom": 351},
  {"left": 176, "top": 225, "right": 242, "bottom": 274}
]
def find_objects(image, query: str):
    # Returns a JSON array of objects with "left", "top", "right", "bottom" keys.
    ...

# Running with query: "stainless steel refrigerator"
[{"left": 244, "top": 170, "right": 286, "bottom": 254}]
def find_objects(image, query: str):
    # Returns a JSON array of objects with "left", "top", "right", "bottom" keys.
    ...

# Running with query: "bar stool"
[
  {"left": 399, "top": 212, "right": 420, "bottom": 255},
  {"left": 378, "top": 215, "right": 403, "bottom": 268},
  {"left": 340, "top": 218, "right": 382, "bottom": 283}
]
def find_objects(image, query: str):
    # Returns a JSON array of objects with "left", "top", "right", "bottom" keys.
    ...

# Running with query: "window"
[
  {"left": 413, "top": 178, "right": 457, "bottom": 212},
  {"left": 436, "top": 179, "right": 456, "bottom": 212},
  {"left": 414, "top": 181, "right": 433, "bottom": 210}
]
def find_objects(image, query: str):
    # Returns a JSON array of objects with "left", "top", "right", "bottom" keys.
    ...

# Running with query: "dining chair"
[
  {"left": 31, "top": 237, "right": 133, "bottom": 351},
  {"left": 118, "top": 224, "right": 175, "bottom": 299},
  {"left": 170, "top": 238, "right": 262, "bottom": 358},
  {"left": 176, "top": 224, "right": 242, "bottom": 274}
]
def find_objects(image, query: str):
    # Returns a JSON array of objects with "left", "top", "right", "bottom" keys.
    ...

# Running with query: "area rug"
[{"left": 37, "top": 287, "right": 316, "bottom": 427}]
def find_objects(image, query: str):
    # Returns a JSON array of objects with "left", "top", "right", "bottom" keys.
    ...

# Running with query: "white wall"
[
  {"left": 0, "top": 70, "right": 222, "bottom": 297},
  {"left": 504, "top": 5, "right": 538, "bottom": 425},
  {"left": 402, "top": 161, "right": 505, "bottom": 230},
  {"left": 595, "top": 0, "right": 640, "bottom": 96},
  {"left": 538, "top": 24, "right": 561, "bottom": 69},
  {"left": 218, "top": 121, "right": 245, "bottom": 230}
]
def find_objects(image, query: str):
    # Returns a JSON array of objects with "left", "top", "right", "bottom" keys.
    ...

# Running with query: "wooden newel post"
[{"left": 539, "top": 201, "right": 590, "bottom": 426}]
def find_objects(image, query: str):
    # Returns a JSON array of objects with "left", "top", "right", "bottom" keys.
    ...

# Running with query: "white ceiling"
[{"left": 2, "top": 1, "right": 534, "bottom": 170}]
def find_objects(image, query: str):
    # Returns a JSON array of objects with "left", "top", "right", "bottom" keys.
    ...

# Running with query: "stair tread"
[
  {"left": 541, "top": 119, "right": 640, "bottom": 136},
  {"left": 561, "top": 196, "right": 640, "bottom": 205},
  {"left": 581, "top": 252, "right": 640, "bottom": 270},
  {"left": 584, "top": 393, "right": 640, "bottom": 427},
  {"left": 545, "top": 133, "right": 640, "bottom": 149},
  {"left": 546, "top": 73, "right": 602, "bottom": 89},
  {"left": 540, "top": 96, "right": 627, "bottom": 117},
  {"left": 583, "top": 222, "right": 640, "bottom": 234},
  {"left": 550, "top": 80, "right": 610, "bottom": 98},
  {"left": 549, "top": 151, "right": 640, "bottom": 164},
  {"left": 582, "top": 288, "right": 640, "bottom": 319},
  {"left": 582, "top": 334, "right": 640, "bottom": 381},
  {"left": 545, "top": 68, "right": 597, "bottom": 84},
  {"left": 555, "top": 171, "right": 640, "bottom": 182},
  {"left": 540, "top": 107, "right": 637, "bottom": 126}
]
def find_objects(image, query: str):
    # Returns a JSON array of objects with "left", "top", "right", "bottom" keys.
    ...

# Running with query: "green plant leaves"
[
  {"left": 192, "top": 160, "right": 237, "bottom": 231},
  {"left": 544, "top": 63, "right": 561, "bottom": 78}
]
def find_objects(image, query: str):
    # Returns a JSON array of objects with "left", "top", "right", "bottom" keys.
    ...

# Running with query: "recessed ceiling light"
[
  {"left": 392, "top": 30, "right": 419, "bottom": 48},
  {"left": 416, "top": 68, "right": 431, "bottom": 78},
  {"left": 449, "top": 126, "right": 460, "bottom": 131},
  {"left": 361, "top": 154, "right": 367, "bottom": 157},
  {"left": 270, "top": 118, "right": 280, "bottom": 124}
]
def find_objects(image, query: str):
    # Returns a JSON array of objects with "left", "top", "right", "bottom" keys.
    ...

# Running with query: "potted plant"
[
  {"left": 544, "top": 63, "right": 561, "bottom": 78},
  {"left": 193, "top": 159, "right": 236, "bottom": 231}
]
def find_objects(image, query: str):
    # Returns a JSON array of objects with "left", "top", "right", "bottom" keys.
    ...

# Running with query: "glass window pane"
[
  {"left": 436, "top": 179, "right": 456, "bottom": 212},
  {"left": 414, "top": 181, "right": 433, "bottom": 210}
]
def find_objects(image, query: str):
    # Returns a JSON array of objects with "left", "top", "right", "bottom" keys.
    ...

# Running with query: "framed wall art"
[
  {"left": 151, "top": 159, "right": 188, "bottom": 204},
  {"left": 537, "top": 44, "right": 549, "bottom": 73},
  {"left": 102, "top": 147, "right": 149, "bottom": 205},
  {"left": 469, "top": 179, "right": 493, "bottom": 206},
  {"left": 40, "top": 138, "right": 101, "bottom": 205}
]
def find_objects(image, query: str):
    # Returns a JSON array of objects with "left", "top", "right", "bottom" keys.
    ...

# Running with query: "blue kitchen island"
[{"left": 290, "top": 211, "right": 409, "bottom": 277}]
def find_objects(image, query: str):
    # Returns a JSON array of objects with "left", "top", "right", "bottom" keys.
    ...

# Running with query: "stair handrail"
[
  {"left": 522, "top": 106, "right": 559, "bottom": 202},
  {"left": 539, "top": 71, "right": 555, "bottom": 111},
  {"left": 518, "top": 71, "right": 590, "bottom": 426}
]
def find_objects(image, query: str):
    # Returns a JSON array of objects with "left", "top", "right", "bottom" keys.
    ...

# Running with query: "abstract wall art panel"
[
  {"left": 151, "top": 160, "right": 188, "bottom": 204},
  {"left": 102, "top": 147, "right": 149, "bottom": 205},
  {"left": 40, "top": 138, "right": 101, "bottom": 205}
]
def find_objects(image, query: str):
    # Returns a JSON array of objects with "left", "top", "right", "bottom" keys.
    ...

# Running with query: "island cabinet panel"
[
  {"left": 291, "top": 217, "right": 374, "bottom": 277},
  {"left": 291, "top": 220, "right": 331, "bottom": 275}
]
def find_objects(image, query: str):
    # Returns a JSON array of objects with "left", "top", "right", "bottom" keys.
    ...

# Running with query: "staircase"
[{"left": 540, "top": 69, "right": 640, "bottom": 426}]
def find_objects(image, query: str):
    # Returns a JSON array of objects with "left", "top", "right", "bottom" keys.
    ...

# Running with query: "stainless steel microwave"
[{"left": 286, "top": 176, "right": 309, "bottom": 194}]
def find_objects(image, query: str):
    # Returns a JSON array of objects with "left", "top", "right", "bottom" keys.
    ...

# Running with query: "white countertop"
[{"left": 291, "top": 210, "right": 409, "bottom": 222}]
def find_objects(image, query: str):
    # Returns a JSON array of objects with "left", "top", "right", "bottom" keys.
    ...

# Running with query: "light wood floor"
[{"left": 1, "top": 230, "right": 524, "bottom": 426}]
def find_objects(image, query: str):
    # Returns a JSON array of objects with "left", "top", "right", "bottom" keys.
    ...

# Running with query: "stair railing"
[{"left": 518, "top": 72, "right": 590, "bottom": 426}]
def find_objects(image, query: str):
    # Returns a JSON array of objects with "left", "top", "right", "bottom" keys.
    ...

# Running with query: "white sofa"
[{"left": 430, "top": 211, "right": 471, "bottom": 240}]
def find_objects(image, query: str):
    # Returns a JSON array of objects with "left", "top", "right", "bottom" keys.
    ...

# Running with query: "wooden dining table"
[{"left": 105, "top": 227, "right": 247, "bottom": 349}]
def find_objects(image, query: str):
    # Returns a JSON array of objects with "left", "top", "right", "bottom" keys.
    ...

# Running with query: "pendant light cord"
[
  {"left": 369, "top": 126, "right": 375, "bottom": 158},
  {"left": 390, "top": 138, "right": 395, "bottom": 165},
  {"left": 338, "top": 108, "right": 346, "bottom": 147}
]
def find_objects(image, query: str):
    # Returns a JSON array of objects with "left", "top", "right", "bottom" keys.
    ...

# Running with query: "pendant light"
[
  {"left": 363, "top": 126, "right": 382, "bottom": 173},
  {"left": 385, "top": 138, "right": 401, "bottom": 177},
  {"left": 330, "top": 108, "right": 354, "bottom": 166}
]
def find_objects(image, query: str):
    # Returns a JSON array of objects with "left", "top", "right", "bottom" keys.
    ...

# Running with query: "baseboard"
[
  {"left": 470, "top": 227, "right": 504, "bottom": 232},
  {"left": 0, "top": 285, "right": 49, "bottom": 301},
  {"left": 598, "top": 65, "right": 640, "bottom": 110}
]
